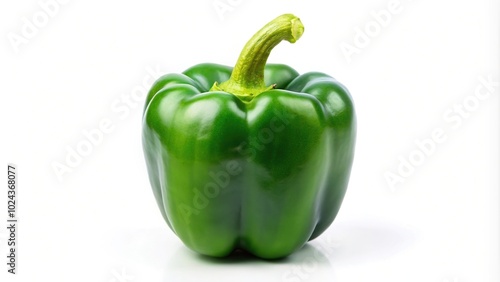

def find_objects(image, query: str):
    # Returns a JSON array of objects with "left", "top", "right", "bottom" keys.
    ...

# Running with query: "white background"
[{"left": 1, "top": 0, "right": 499, "bottom": 281}]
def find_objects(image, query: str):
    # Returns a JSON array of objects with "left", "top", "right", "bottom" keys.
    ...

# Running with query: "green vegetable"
[{"left": 142, "top": 14, "right": 356, "bottom": 259}]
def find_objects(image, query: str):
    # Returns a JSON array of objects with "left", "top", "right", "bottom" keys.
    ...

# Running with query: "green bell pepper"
[{"left": 142, "top": 14, "right": 356, "bottom": 259}]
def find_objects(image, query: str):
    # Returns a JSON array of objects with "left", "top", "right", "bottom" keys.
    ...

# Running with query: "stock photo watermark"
[
  {"left": 385, "top": 75, "right": 499, "bottom": 191},
  {"left": 7, "top": 0, "right": 71, "bottom": 53},
  {"left": 6, "top": 164, "right": 18, "bottom": 275},
  {"left": 281, "top": 235, "right": 339, "bottom": 282},
  {"left": 339, "top": 0, "right": 412, "bottom": 63},
  {"left": 213, "top": 0, "right": 244, "bottom": 21},
  {"left": 108, "top": 267, "right": 134, "bottom": 282},
  {"left": 51, "top": 66, "right": 163, "bottom": 183},
  {"left": 179, "top": 109, "right": 296, "bottom": 224}
]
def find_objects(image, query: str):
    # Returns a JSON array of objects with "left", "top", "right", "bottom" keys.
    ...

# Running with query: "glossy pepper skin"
[{"left": 142, "top": 14, "right": 356, "bottom": 259}]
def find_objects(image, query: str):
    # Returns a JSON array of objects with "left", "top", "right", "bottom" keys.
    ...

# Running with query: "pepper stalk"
[{"left": 210, "top": 14, "right": 304, "bottom": 102}]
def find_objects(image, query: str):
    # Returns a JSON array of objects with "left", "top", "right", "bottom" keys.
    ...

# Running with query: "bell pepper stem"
[{"left": 211, "top": 14, "right": 304, "bottom": 101}]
